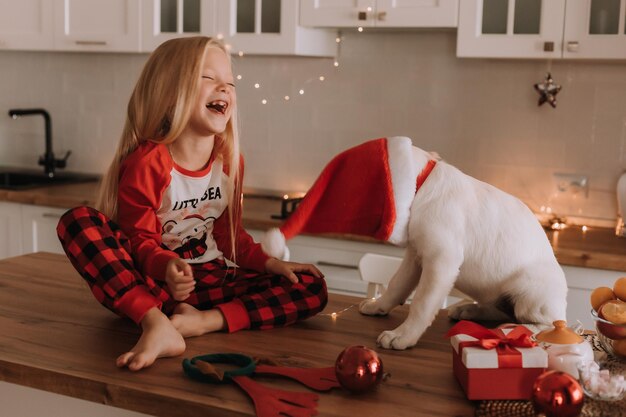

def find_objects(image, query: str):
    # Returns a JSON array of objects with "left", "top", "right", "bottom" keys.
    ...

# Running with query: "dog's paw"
[
  {"left": 358, "top": 298, "right": 389, "bottom": 316},
  {"left": 377, "top": 328, "right": 418, "bottom": 350}
]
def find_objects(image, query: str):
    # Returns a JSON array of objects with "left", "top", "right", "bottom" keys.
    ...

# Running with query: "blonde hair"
[{"left": 97, "top": 36, "right": 241, "bottom": 261}]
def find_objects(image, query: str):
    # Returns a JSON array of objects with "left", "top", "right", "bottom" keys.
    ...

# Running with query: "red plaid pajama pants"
[{"left": 56, "top": 206, "right": 328, "bottom": 333}]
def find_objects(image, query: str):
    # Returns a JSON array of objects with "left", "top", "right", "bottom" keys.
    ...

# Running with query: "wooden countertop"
[
  {"left": 0, "top": 252, "right": 474, "bottom": 417},
  {"left": 0, "top": 182, "right": 98, "bottom": 209},
  {"left": 2, "top": 183, "right": 626, "bottom": 272}
]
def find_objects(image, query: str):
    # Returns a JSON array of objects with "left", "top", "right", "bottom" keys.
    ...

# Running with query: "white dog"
[{"left": 262, "top": 137, "right": 568, "bottom": 350}]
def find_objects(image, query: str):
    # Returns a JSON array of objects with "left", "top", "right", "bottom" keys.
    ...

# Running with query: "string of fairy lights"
[{"left": 216, "top": 31, "right": 345, "bottom": 106}]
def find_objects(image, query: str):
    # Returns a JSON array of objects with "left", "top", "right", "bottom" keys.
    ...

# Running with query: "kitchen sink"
[{"left": 0, "top": 169, "right": 100, "bottom": 190}]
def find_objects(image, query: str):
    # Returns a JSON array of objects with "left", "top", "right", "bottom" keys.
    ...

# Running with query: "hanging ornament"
[
  {"left": 334, "top": 345, "right": 385, "bottom": 393},
  {"left": 531, "top": 370, "right": 584, "bottom": 417},
  {"left": 534, "top": 72, "right": 562, "bottom": 108}
]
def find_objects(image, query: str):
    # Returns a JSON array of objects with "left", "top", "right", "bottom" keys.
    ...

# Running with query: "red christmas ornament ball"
[
  {"left": 532, "top": 371, "right": 584, "bottom": 417},
  {"left": 334, "top": 345, "right": 383, "bottom": 393}
]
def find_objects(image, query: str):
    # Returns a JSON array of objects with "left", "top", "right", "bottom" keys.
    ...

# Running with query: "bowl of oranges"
[{"left": 590, "top": 277, "right": 626, "bottom": 359}]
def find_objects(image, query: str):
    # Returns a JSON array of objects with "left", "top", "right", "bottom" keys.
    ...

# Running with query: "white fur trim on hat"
[
  {"left": 261, "top": 227, "right": 290, "bottom": 261},
  {"left": 386, "top": 136, "right": 418, "bottom": 246}
]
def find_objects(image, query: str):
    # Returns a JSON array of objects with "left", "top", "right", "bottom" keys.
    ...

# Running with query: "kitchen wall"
[{"left": 1, "top": 31, "right": 624, "bottom": 225}]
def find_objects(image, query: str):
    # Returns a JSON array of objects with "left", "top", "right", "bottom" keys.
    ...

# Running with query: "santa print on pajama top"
[
  {"left": 56, "top": 142, "right": 328, "bottom": 333},
  {"left": 117, "top": 142, "right": 269, "bottom": 280}
]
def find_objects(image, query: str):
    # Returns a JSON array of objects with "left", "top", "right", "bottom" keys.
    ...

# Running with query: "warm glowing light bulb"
[
  {"left": 319, "top": 76, "right": 325, "bottom": 81},
  {"left": 238, "top": 51, "right": 244, "bottom": 57},
  {"left": 358, "top": 27, "right": 364, "bottom": 32},
  {"left": 367, "top": 6, "right": 372, "bottom": 11},
  {"left": 261, "top": 99, "right": 267, "bottom": 104},
  {"left": 284, "top": 95, "right": 290, "bottom": 101},
  {"left": 236, "top": 74, "right": 242, "bottom": 80},
  {"left": 334, "top": 61, "right": 339, "bottom": 67},
  {"left": 335, "top": 37, "right": 341, "bottom": 43},
  {"left": 254, "top": 83, "right": 260, "bottom": 89},
  {"left": 216, "top": 33, "right": 224, "bottom": 40},
  {"left": 582, "top": 225, "right": 588, "bottom": 232},
  {"left": 331, "top": 312, "right": 337, "bottom": 320},
  {"left": 299, "top": 89, "right": 304, "bottom": 95}
]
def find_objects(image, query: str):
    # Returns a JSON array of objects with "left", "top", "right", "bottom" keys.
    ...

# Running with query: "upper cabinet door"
[
  {"left": 375, "top": 0, "right": 458, "bottom": 28},
  {"left": 300, "top": 0, "right": 457, "bottom": 28},
  {"left": 300, "top": 0, "right": 377, "bottom": 27},
  {"left": 142, "top": 0, "right": 219, "bottom": 52},
  {"left": 53, "top": 0, "right": 141, "bottom": 52},
  {"left": 220, "top": 0, "right": 336, "bottom": 56},
  {"left": 563, "top": 0, "right": 626, "bottom": 59},
  {"left": 0, "top": 0, "right": 54, "bottom": 50},
  {"left": 457, "top": 0, "right": 566, "bottom": 58}
]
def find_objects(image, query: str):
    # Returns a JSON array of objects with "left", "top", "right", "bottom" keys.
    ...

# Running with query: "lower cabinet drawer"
[{"left": 247, "top": 230, "right": 404, "bottom": 296}]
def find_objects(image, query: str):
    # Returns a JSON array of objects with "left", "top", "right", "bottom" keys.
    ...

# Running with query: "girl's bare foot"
[
  {"left": 116, "top": 307, "right": 186, "bottom": 371},
  {"left": 170, "top": 303, "right": 226, "bottom": 337}
]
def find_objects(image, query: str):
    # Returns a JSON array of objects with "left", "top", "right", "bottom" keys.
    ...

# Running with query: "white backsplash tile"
[{"left": 1, "top": 32, "right": 625, "bottom": 222}]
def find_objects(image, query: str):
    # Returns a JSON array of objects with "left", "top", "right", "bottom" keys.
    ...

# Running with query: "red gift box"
[{"left": 447, "top": 321, "right": 547, "bottom": 400}]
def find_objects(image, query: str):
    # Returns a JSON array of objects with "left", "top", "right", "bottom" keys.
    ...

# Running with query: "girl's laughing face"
[{"left": 188, "top": 47, "right": 235, "bottom": 136}]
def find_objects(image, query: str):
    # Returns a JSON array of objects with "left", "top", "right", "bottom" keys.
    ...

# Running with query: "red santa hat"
[{"left": 261, "top": 137, "right": 437, "bottom": 260}]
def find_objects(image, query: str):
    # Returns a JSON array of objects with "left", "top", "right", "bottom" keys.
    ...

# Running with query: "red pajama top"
[{"left": 117, "top": 142, "right": 270, "bottom": 281}]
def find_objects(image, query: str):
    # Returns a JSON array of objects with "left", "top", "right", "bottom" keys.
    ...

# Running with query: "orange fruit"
[
  {"left": 590, "top": 287, "right": 616, "bottom": 311},
  {"left": 600, "top": 300, "right": 626, "bottom": 325},
  {"left": 614, "top": 277, "right": 626, "bottom": 301},
  {"left": 612, "top": 339, "right": 626, "bottom": 357},
  {"left": 597, "top": 300, "right": 626, "bottom": 339}
]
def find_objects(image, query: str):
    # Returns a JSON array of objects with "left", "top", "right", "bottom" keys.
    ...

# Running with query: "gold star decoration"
[{"left": 534, "top": 72, "right": 562, "bottom": 108}]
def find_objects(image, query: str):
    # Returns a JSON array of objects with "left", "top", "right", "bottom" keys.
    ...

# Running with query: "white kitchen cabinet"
[
  {"left": 142, "top": 0, "right": 220, "bottom": 52},
  {"left": 53, "top": 0, "right": 141, "bottom": 52},
  {"left": 562, "top": 0, "right": 626, "bottom": 59},
  {"left": 220, "top": 0, "right": 337, "bottom": 56},
  {"left": 0, "top": 0, "right": 54, "bottom": 50},
  {"left": 300, "top": 0, "right": 458, "bottom": 28},
  {"left": 20, "top": 204, "right": 67, "bottom": 255},
  {"left": 562, "top": 265, "right": 624, "bottom": 330},
  {"left": 0, "top": 202, "right": 24, "bottom": 258},
  {"left": 458, "top": 0, "right": 626, "bottom": 59}
]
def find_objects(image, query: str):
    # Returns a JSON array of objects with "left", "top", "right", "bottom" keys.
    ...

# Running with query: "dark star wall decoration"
[{"left": 534, "top": 72, "right": 562, "bottom": 108}]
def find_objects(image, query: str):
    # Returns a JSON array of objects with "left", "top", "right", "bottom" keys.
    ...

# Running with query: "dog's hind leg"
[
  {"left": 377, "top": 250, "right": 461, "bottom": 350},
  {"left": 359, "top": 252, "right": 421, "bottom": 316},
  {"left": 448, "top": 302, "right": 513, "bottom": 322},
  {"left": 509, "top": 264, "right": 568, "bottom": 325}
]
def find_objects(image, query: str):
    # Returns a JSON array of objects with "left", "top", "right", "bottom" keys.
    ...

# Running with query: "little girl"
[{"left": 57, "top": 36, "right": 327, "bottom": 371}]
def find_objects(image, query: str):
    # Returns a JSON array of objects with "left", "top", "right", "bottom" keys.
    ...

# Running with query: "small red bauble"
[
  {"left": 532, "top": 370, "right": 584, "bottom": 417},
  {"left": 334, "top": 345, "right": 383, "bottom": 393}
]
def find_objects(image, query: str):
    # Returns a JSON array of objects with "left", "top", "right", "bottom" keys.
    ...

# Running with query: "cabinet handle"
[
  {"left": 567, "top": 41, "right": 579, "bottom": 52},
  {"left": 42, "top": 213, "right": 62, "bottom": 219},
  {"left": 316, "top": 261, "right": 358, "bottom": 270},
  {"left": 75, "top": 40, "right": 108, "bottom": 46},
  {"left": 377, "top": 11, "right": 387, "bottom": 21}
]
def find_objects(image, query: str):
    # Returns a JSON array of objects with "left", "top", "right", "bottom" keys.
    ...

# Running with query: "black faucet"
[{"left": 8, "top": 108, "right": 71, "bottom": 178}]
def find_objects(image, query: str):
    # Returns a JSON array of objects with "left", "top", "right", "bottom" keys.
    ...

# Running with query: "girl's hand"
[
  {"left": 165, "top": 258, "right": 195, "bottom": 301},
  {"left": 265, "top": 258, "right": 324, "bottom": 284}
]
